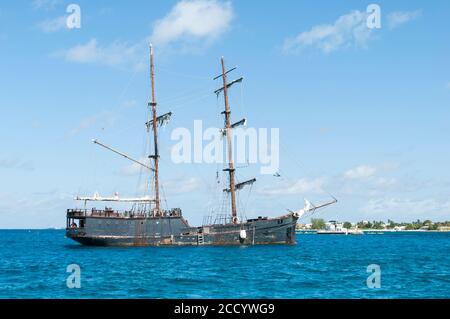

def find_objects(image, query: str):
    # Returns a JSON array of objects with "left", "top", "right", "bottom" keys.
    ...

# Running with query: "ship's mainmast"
[{"left": 215, "top": 57, "right": 255, "bottom": 224}]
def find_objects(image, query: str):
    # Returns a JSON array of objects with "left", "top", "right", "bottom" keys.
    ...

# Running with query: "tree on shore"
[
  {"left": 372, "top": 221, "right": 385, "bottom": 229},
  {"left": 350, "top": 219, "right": 450, "bottom": 230},
  {"left": 343, "top": 222, "right": 352, "bottom": 229},
  {"left": 311, "top": 218, "right": 326, "bottom": 230},
  {"left": 387, "top": 219, "right": 396, "bottom": 229}
]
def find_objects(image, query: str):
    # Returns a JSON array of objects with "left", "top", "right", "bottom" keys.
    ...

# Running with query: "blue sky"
[{"left": 0, "top": 0, "right": 449, "bottom": 228}]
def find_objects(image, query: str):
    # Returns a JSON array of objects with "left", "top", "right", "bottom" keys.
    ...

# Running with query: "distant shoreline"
[
  {"left": 0, "top": 228, "right": 450, "bottom": 233},
  {"left": 361, "top": 229, "right": 450, "bottom": 233},
  {"left": 0, "top": 228, "right": 65, "bottom": 231},
  {"left": 297, "top": 229, "right": 450, "bottom": 233}
]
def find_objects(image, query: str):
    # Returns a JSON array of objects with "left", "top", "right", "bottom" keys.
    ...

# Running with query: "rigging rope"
[{"left": 160, "top": 184, "right": 169, "bottom": 211}]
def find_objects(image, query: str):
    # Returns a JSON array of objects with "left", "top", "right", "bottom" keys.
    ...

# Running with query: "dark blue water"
[{"left": 0, "top": 230, "right": 449, "bottom": 298}]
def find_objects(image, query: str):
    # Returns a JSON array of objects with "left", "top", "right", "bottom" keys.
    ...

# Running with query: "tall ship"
[{"left": 66, "top": 46, "right": 336, "bottom": 246}]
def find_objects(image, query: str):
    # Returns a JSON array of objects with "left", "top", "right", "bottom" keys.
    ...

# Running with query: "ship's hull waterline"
[{"left": 66, "top": 212, "right": 298, "bottom": 247}]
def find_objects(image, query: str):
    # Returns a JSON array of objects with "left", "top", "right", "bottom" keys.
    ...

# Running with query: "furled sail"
[
  {"left": 223, "top": 178, "right": 256, "bottom": 193},
  {"left": 146, "top": 111, "right": 172, "bottom": 129}
]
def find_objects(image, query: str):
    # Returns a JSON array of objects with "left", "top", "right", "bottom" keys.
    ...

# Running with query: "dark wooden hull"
[{"left": 66, "top": 213, "right": 298, "bottom": 247}]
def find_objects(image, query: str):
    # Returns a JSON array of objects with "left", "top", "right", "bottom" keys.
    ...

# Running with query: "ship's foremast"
[
  {"left": 221, "top": 57, "right": 238, "bottom": 223},
  {"left": 214, "top": 58, "right": 255, "bottom": 224}
]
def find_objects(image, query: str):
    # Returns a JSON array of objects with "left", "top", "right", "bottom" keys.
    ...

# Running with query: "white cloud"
[
  {"left": 0, "top": 190, "right": 72, "bottom": 229},
  {"left": 363, "top": 198, "right": 450, "bottom": 218},
  {"left": 68, "top": 112, "right": 104, "bottom": 136},
  {"left": 344, "top": 165, "right": 377, "bottom": 180},
  {"left": 37, "top": 15, "right": 67, "bottom": 33},
  {"left": 150, "top": 0, "right": 233, "bottom": 48},
  {"left": 374, "top": 177, "right": 397, "bottom": 188},
  {"left": 32, "top": 0, "right": 61, "bottom": 10},
  {"left": 340, "top": 165, "right": 401, "bottom": 196},
  {"left": 123, "top": 99, "right": 137, "bottom": 108},
  {"left": 67, "top": 110, "right": 118, "bottom": 137},
  {"left": 387, "top": 10, "right": 422, "bottom": 30},
  {"left": 55, "top": 39, "right": 99, "bottom": 63},
  {"left": 120, "top": 157, "right": 152, "bottom": 176},
  {"left": 260, "top": 178, "right": 324, "bottom": 195},
  {"left": 164, "top": 177, "right": 203, "bottom": 194},
  {"left": 54, "top": 39, "right": 146, "bottom": 70},
  {"left": 0, "top": 158, "right": 35, "bottom": 171},
  {"left": 67, "top": 100, "right": 139, "bottom": 137},
  {"left": 283, "top": 10, "right": 372, "bottom": 54},
  {"left": 132, "top": 177, "right": 203, "bottom": 201},
  {"left": 54, "top": 0, "right": 233, "bottom": 69}
]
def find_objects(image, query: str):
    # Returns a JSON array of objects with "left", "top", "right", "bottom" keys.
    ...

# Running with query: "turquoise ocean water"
[{"left": 0, "top": 230, "right": 448, "bottom": 298}]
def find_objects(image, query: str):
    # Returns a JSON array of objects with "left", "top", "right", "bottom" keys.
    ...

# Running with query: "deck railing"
[{"left": 66, "top": 208, "right": 182, "bottom": 219}]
